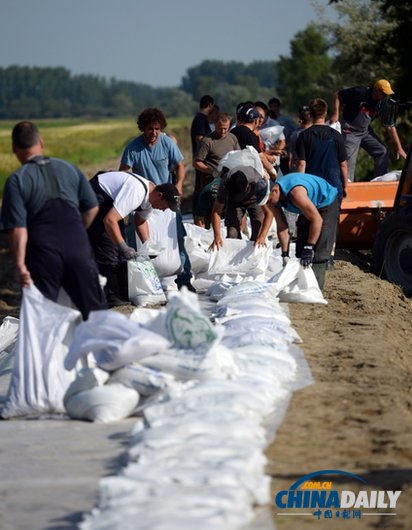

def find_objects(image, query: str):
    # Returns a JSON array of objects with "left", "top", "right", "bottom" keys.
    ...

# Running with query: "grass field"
[{"left": 0, "top": 117, "right": 194, "bottom": 197}]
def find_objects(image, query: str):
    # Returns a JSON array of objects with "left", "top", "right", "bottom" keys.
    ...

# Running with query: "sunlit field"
[{"left": 0, "top": 117, "right": 193, "bottom": 198}]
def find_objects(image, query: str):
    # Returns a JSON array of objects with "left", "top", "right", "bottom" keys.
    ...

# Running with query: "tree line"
[{"left": 0, "top": 1, "right": 410, "bottom": 123}]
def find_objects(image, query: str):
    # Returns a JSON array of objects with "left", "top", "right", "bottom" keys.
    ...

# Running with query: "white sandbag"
[
  {"left": 0, "top": 316, "right": 19, "bottom": 355},
  {"left": 269, "top": 260, "right": 327, "bottom": 304},
  {"left": 108, "top": 363, "right": 176, "bottom": 396},
  {"left": 326, "top": 120, "right": 342, "bottom": 133},
  {"left": 65, "top": 383, "right": 139, "bottom": 422},
  {"left": 183, "top": 224, "right": 212, "bottom": 275},
  {"left": 65, "top": 310, "right": 171, "bottom": 372},
  {"left": 217, "top": 145, "right": 264, "bottom": 177},
  {"left": 208, "top": 240, "right": 272, "bottom": 279},
  {"left": 128, "top": 257, "right": 167, "bottom": 307},
  {"left": 64, "top": 366, "right": 109, "bottom": 405},
  {"left": 371, "top": 170, "right": 401, "bottom": 182},
  {"left": 135, "top": 209, "right": 181, "bottom": 278},
  {"left": 1, "top": 284, "right": 81, "bottom": 418},
  {"left": 259, "top": 125, "right": 284, "bottom": 150},
  {"left": 140, "top": 342, "right": 237, "bottom": 381},
  {"left": 165, "top": 289, "right": 221, "bottom": 350}
]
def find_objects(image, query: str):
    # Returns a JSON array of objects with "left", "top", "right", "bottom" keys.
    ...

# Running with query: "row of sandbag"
[{"left": 78, "top": 283, "right": 312, "bottom": 530}]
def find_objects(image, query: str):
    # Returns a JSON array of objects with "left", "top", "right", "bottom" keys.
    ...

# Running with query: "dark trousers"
[{"left": 26, "top": 199, "right": 107, "bottom": 320}]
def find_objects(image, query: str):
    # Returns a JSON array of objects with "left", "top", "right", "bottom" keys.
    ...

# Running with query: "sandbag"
[
  {"left": 1, "top": 284, "right": 81, "bottom": 418},
  {"left": 135, "top": 209, "right": 181, "bottom": 278},
  {"left": 108, "top": 363, "right": 176, "bottom": 396},
  {"left": 65, "top": 379, "right": 139, "bottom": 422},
  {"left": 128, "top": 257, "right": 167, "bottom": 307},
  {"left": 217, "top": 145, "right": 263, "bottom": 177},
  {"left": 165, "top": 289, "right": 221, "bottom": 350},
  {"left": 65, "top": 310, "right": 171, "bottom": 372},
  {"left": 208, "top": 240, "right": 272, "bottom": 280},
  {"left": 269, "top": 260, "right": 327, "bottom": 304},
  {"left": 259, "top": 125, "right": 285, "bottom": 150}
]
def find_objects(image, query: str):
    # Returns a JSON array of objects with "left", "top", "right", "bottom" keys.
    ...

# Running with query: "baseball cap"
[
  {"left": 254, "top": 177, "right": 270, "bottom": 206},
  {"left": 239, "top": 106, "right": 261, "bottom": 123},
  {"left": 374, "top": 79, "right": 394, "bottom": 96},
  {"left": 226, "top": 170, "right": 249, "bottom": 203},
  {"left": 156, "top": 183, "right": 180, "bottom": 212}
]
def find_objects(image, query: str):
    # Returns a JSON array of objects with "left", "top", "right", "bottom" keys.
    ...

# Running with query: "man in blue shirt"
[
  {"left": 256, "top": 173, "right": 339, "bottom": 290},
  {"left": 120, "top": 107, "right": 195, "bottom": 291}
]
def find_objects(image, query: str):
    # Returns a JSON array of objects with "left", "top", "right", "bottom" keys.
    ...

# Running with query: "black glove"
[
  {"left": 300, "top": 245, "right": 314, "bottom": 268},
  {"left": 281, "top": 250, "right": 289, "bottom": 267},
  {"left": 118, "top": 241, "right": 138, "bottom": 260}
]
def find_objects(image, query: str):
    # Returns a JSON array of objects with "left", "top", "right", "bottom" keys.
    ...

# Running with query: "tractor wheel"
[{"left": 372, "top": 206, "right": 412, "bottom": 294}]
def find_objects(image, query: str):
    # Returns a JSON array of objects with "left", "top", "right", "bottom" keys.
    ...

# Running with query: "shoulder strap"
[{"left": 26, "top": 156, "right": 59, "bottom": 198}]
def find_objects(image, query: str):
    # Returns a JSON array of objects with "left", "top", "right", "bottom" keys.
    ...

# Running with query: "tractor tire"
[{"left": 372, "top": 205, "right": 412, "bottom": 294}]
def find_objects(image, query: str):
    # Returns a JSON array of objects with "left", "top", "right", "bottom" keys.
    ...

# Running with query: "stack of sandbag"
[
  {"left": 1, "top": 284, "right": 81, "bottom": 419},
  {"left": 63, "top": 310, "right": 173, "bottom": 422},
  {"left": 78, "top": 286, "right": 312, "bottom": 530},
  {"left": 134, "top": 209, "right": 181, "bottom": 292}
]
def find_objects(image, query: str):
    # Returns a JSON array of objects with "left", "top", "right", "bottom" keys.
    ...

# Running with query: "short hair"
[
  {"left": 137, "top": 108, "right": 167, "bottom": 131},
  {"left": 298, "top": 106, "right": 312, "bottom": 125},
  {"left": 12, "top": 121, "right": 40, "bottom": 149},
  {"left": 309, "top": 98, "right": 328, "bottom": 120},
  {"left": 254, "top": 101, "right": 268, "bottom": 113},
  {"left": 199, "top": 95, "right": 214, "bottom": 109},
  {"left": 268, "top": 97, "right": 281, "bottom": 107},
  {"left": 216, "top": 112, "right": 231, "bottom": 124}
]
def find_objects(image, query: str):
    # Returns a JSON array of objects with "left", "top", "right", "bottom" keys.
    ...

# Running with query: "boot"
[
  {"left": 312, "top": 262, "right": 326, "bottom": 291},
  {"left": 100, "top": 264, "right": 130, "bottom": 308}
]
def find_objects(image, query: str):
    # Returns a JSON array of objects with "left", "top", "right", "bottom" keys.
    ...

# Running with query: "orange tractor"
[{"left": 337, "top": 143, "right": 412, "bottom": 294}]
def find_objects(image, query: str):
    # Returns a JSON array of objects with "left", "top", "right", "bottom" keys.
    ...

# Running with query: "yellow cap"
[{"left": 374, "top": 79, "right": 394, "bottom": 95}]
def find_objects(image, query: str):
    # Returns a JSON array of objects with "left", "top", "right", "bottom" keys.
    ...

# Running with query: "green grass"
[{"left": 0, "top": 117, "right": 193, "bottom": 195}]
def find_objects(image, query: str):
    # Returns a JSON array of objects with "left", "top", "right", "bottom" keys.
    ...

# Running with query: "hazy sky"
[{"left": 0, "top": 0, "right": 337, "bottom": 87}]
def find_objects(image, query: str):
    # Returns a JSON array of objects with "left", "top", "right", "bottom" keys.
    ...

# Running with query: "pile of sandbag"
[{"left": 78, "top": 285, "right": 312, "bottom": 530}]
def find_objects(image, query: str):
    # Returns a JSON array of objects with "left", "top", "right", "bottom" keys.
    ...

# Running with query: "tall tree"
[{"left": 276, "top": 24, "right": 332, "bottom": 113}]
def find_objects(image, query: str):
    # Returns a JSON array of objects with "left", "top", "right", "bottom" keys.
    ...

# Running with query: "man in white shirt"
[{"left": 87, "top": 170, "right": 179, "bottom": 306}]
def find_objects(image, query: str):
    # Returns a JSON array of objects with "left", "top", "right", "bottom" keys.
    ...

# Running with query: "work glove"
[
  {"left": 300, "top": 245, "right": 314, "bottom": 268},
  {"left": 118, "top": 241, "right": 138, "bottom": 260},
  {"left": 281, "top": 251, "right": 290, "bottom": 267}
]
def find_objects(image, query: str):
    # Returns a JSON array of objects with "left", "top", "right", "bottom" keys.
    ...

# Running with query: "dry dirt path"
[{"left": 267, "top": 250, "right": 412, "bottom": 530}]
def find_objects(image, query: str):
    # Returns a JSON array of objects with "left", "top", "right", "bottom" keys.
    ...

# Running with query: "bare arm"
[
  {"left": 290, "top": 186, "right": 323, "bottom": 245},
  {"left": 254, "top": 205, "right": 274, "bottom": 246},
  {"left": 174, "top": 161, "right": 186, "bottom": 195},
  {"left": 330, "top": 91, "right": 340, "bottom": 124},
  {"left": 81, "top": 206, "right": 98, "bottom": 229},
  {"left": 103, "top": 207, "right": 126, "bottom": 245},
  {"left": 119, "top": 163, "right": 131, "bottom": 172},
  {"left": 209, "top": 201, "right": 225, "bottom": 250},
  {"left": 296, "top": 159, "right": 306, "bottom": 173},
  {"left": 260, "top": 153, "right": 278, "bottom": 179},
  {"left": 387, "top": 126, "right": 407, "bottom": 160},
  {"left": 273, "top": 207, "right": 290, "bottom": 253},
  {"left": 193, "top": 158, "right": 212, "bottom": 174},
  {"left": 134, "top": 212, "right": 150, "bottom": 243},
  {"left": 8, "top": 227, "right": 32, "bottom": 287},
  {"left": 340, "top": 161, "right": 349, "bottom": 196}
]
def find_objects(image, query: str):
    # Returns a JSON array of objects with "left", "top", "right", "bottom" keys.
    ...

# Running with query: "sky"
[{"left": 0, "top": 0, "right": 337, "bottom": 88}]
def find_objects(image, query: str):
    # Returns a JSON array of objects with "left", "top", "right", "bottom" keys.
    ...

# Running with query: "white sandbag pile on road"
[
  {"left": 1, "top": 284, "right": 81, "bottom": 419},
  {"left": 78, "top": 282, "right": 312, "bottom": 530}
]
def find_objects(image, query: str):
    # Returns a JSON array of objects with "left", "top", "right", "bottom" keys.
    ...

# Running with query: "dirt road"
[{"left": 267, "top": 249, "right": 412, "bottom": 529}]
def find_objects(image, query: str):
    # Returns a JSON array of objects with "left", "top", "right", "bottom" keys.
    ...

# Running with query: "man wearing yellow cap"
[{"left": 330, "top": 79, "right": 406, "bottom": 181}]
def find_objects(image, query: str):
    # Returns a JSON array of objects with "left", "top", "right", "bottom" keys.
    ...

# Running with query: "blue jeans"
[{"left": 175, "top": 212, "right": 193, "bottom": 287}]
